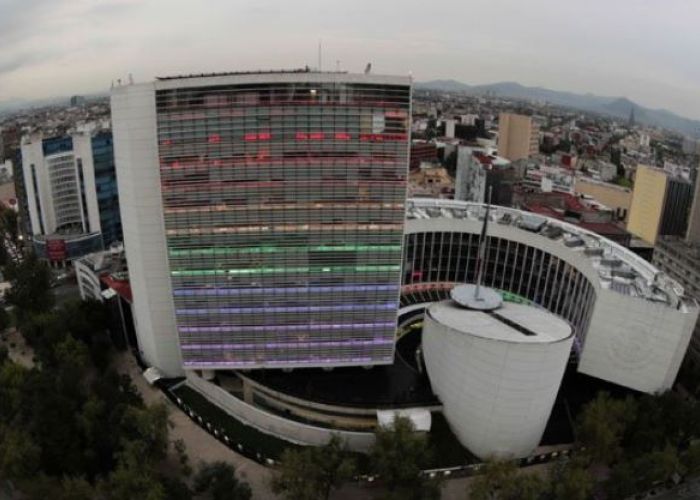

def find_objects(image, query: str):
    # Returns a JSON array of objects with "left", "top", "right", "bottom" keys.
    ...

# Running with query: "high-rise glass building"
[
  {"left": 20, "top": 125, "right": 122, "bottom": 265},
  {"left": 111, "top": 71, "right": 411, "bottom": 375}
]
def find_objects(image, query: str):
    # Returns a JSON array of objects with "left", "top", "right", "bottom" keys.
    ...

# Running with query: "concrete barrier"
[{"left": 186, "top": 372, "right": 376, "bottom": 452}]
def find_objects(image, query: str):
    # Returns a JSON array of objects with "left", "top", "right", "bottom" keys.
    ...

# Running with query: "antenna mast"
[
  {"left": 474, "top": 186, "right": 493, "bottom": 301},
  {"left": 318, "top": 40, "right": 322, "bottom": 71}
]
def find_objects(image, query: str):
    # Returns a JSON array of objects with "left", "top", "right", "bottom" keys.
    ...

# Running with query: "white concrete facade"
[
  {"left": 111, "top": 84, "right": 184, "bottom": 376},
  {"left": 423, "top": 300, "right": 573, "bottom": 459},
  {"left": 21, "top": 133, "right": 102, "bottom": 237},
  {"left": 405, "top": 199, "right": 698, "bottom": 394}
]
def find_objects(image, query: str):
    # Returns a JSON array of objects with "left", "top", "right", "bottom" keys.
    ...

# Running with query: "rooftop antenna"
[
  {"left": 364, "top": 62, "right": 372, "bottom": 75},
  {"left": 128, "top": 73, "right": 134, "bottom": 85},
  {"left": 474, "top": 186, "right": 493, "bottom": 301},
  {"left": 336, "top": 60, "right": 340, "bottom": 72},
  {"left": 450, "top": 186, "right": 503, "bottom": 311},
  {"left": 318, "top": 39, "right": 322, "bottom": 71}
]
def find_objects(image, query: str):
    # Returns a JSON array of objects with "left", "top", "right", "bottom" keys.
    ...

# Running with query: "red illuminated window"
[
  {"left": 309, "top": 132, "right": 325, "bottom": 140},
  {"left": 296, "top": 132, "right": 308, "bottom": 140},
  {"left": 335, "top": 132, "right": 351, "bottom": 140},
  {"left": 244, "top": 133, "right": 258, "bottom": 142},
  {"left": 258, "top": 132, "right": 271, "bottom": 141},
  {"left": 161, "top": 139, "right": 172, "bottom": 146},
  {"left": 208, "top": 134, "right": 221, "bottom": 144}
]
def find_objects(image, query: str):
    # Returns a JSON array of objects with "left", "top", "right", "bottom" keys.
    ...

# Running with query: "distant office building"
[
  {"left": 455, "top": 146, "right": 515, "bottom": 205},
  {"left": 70, "top": 95, "right": 86, "bottom": 107},
  {"left": 20, "top": 126, "right": 122, "bottom": 264},
  {"left": 497, "top": 113, "right": 539, "bottom": 161},
  {"left": 444, "top": 119, "right": 456, "bottom": 139},
  {"left": 682, "top": 137, "right": 700, "bottom": 156},
  {"left": 111, "top": 70, "right": 411, "bottom": 376},
  {"left": 627, "top": 165, "right": 693, "bottom": 244}
]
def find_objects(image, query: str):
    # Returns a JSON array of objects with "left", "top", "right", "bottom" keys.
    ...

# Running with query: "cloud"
[{"left": 0, "top": 0, "right": 699, "bottom": 120}]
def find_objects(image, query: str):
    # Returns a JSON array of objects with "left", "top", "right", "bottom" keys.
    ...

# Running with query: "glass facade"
[
  {"left": 401, "top": 231, "right": 597, "bottom": 353},
  {"left": 155, "top": 78, "right": 411, "bottom": 368},
  {"left": 91, "top": 133, "right": 122, "bottom": 246}
]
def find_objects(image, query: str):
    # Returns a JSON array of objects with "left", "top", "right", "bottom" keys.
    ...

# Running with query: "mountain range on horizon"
[
  {"left": 416, "top": 79, "right": 700, "bottom": 137},
  {"left": 3, "top": 80, "right": 700, "bottom": 138}
]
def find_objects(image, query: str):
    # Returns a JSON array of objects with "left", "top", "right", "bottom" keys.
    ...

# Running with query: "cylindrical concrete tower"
[{"left": 423, "top": 297, "right": 573, "bottom": 459}]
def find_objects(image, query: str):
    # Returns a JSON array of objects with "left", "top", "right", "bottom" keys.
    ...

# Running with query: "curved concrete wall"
[
  {"left": 422, "top": 306, "right": 574, "bottom": 459},
  {"left": 404, "top": 215, "right": 698, "bottom": 393},
  {"left": 186, "top": 372, "right": 376, "bottom": 452}
]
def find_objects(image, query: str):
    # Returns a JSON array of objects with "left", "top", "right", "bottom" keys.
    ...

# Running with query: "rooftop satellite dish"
[{"left": 364, "top": 63, "right": 372, "bottom": 74}]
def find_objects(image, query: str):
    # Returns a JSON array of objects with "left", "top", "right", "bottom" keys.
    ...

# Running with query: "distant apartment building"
[
  {"left": 455, "top": 146, "right": 515, "bottom": 205},
  {"left": 497, "top": 113, "right": 539, "bottom": 161},
  {"left": 627, "top": 165, "right": 693, "bottom": 244},
  {"left": 574, "top": 177, "right": 632, "bottom": 222},
  {"left": 654, "top": 238, "right": 700, "bottom": 367},
  {"left": 20, "top": 126, "right": 122, "bottom": 264}
]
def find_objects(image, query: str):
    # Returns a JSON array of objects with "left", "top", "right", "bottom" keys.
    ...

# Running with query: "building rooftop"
[
  {"left": 155, "top": 68, "right": 347, "bottom": 81},
  {"left": 406, "top": 198, "right": 689, "bottom": 310},
  {"left": 428, "top": 300, "right": 572, "bottom": 344}
]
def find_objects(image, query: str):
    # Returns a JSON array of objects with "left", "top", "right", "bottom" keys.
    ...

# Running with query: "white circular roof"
[
  {"left": 450, "top": 284, "right": 503, "bottom": 311},
  {"left": 428, "top": 300, "right": 572, "bottom": 344}
]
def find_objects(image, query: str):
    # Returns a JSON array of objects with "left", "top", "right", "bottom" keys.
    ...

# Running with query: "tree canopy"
[
  {"left": 271, "top": 434, "right": 356, "bottom": 500},
  {"left": 370, "top": 416, "right": 441, "bottom": 500}
]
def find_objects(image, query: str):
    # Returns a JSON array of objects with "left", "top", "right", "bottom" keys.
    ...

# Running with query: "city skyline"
[{"left": 1, "top": 0, "right": 700, "bottom": 120}]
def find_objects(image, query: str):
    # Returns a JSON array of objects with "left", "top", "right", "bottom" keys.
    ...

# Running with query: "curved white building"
[
  {"left": 423, "top": 298, "right": 573, "bottom": 459},
  {"left": 403, "top": 198, "right": 698, "bottom": 394}
]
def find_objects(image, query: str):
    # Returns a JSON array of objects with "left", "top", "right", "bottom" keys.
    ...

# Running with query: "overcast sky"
[{"left": 1, "top": 0, "right": 699, "bottom": 119}]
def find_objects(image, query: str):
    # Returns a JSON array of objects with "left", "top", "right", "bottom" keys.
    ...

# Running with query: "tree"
[
  {"left": 118, "top": 403, "right": 171, "bottom": 465},
  {"left": 59, "top": 476, "right": 97, "bottom": 500},
  {"left": 469, "top": 460, "right": 517, "bottom": 500},
  {"left": 193, "top": 461, "right": 252, "bottom": 500},
  {"left": 605, "top": 447, "right": 680, "bottom": 498},
  {"left": 100, "top": 440, "right": 166, "bottom": 500},
  {"left": 271, "top": 435, "right": 355, "bottom": 500},
  {"left": 0, "top": 307, "right": 10, "bottom": 332},
  {"left": 370, "top": 416, "right": 441, "bottom": 500},
  {"left": 576, "top": 392, "right": 636, "bottom": 465},
  {"left": 4, "top": 252, "right": 53, "bottom": 322},
  {"left": 682, "top": 441, "right": 700, "bottom": 476},
  {"left": 0, "top": 426, "right": 41, "bottom": 480},
  {"left": 550, "top": 460, "right": 595, "bottom": 500},
  {"left": 469, "top": 460, "right": 546, "bottom": 500}
]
